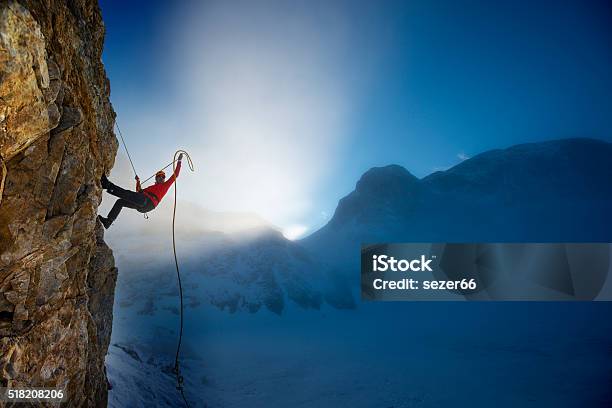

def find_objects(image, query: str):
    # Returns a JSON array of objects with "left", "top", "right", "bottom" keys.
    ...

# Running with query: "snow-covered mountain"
[
  {"left": 107, "top": 138, "right": 612, "bottom": 407},
  {"left": 113, "top": 227, "right": 354, "bottom": 318}
]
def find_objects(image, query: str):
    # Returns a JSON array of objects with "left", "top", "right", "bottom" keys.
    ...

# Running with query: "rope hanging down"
[
  {"left": 113, "top": 122, "right": 195, "bottom": 407},
  {"left": 171, "top": 149, "right": 194, "bottom": 408}
]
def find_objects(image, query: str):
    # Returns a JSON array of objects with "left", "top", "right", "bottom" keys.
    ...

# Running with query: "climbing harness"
[{"left": 113, "top": 123, "right": 195, "bottom": 408}]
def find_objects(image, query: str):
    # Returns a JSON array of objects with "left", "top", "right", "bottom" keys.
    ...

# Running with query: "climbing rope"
[
  {"left": 171, "top": 149, "right": 194, "bottom": 408},
  {"left": 139, "top": 159, "right": 175, "bottom": 185},
  {"left": 113, "top": 120, "right": 195, "bottom": 407},
  {"left": 114, "top": 122, "right": 138, "bottom": 178},
  {"left": 114, "top": 122, "right": 183, "bottom": 187}
]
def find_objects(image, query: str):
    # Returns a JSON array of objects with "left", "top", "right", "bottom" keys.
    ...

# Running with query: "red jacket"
[{"left": 136, "top": 161, "right": 181, "bottom": 206}]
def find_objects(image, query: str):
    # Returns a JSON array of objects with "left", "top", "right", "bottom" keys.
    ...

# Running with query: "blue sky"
[{"left": 99, "top": 0, "right": 612, "bottom": 238}]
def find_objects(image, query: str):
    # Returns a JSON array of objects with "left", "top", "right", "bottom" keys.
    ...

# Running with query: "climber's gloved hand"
[
  {"left": 178, "top": 153, "right": 184, "bottom": 162},
  {"left": 135, "top": 175, "right": 140, "bottom": 181}
]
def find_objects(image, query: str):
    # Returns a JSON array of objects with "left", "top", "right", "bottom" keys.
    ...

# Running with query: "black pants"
[{"left": 106, "top": 181, "right": 155, "bottom": 222}]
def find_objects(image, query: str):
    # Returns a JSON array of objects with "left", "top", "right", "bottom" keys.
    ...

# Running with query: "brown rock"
[{"left": 0, "top": 0, "right": 119, "bottom": 406}]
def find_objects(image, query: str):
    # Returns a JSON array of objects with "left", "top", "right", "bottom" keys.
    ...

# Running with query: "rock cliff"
[{"left": 0, "top": 0, "right": 117, "bottom": 406}]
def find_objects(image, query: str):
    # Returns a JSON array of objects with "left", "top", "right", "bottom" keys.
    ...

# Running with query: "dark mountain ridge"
[{"left": 304, "top": 138, "right": 612, "bottom": 269}]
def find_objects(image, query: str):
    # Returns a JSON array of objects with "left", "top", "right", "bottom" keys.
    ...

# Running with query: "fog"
[{"left": 109, "top": 0, "right": 364, "bottom": 238}]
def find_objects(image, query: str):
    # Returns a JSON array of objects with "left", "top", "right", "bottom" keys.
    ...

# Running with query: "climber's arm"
[
  {"left": 168, "top": 157, "right": 182, "bottom": 183},
  {"left": 135, "top": 176, "right": 142, "bottom": 192}
]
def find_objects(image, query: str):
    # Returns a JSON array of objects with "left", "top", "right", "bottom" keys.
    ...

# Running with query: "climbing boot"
[
  {"left": 100, "top": 173, "right": 110, "bottom": 189},
  {"left": 97, "top": 215, "right": 112, "bottom": 229}
]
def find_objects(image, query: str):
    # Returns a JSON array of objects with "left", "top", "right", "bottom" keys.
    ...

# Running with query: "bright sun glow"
[
  {"left": 282, "top": 225, "right": 309, "bottom": 241},
  {"left": 160, "top": 0, "right": 356, "bottom": 231}
]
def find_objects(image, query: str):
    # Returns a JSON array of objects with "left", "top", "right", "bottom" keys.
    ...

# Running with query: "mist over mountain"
[
  {"left": 115, "top": 226, "right": 354, "bottom": 319},
  {"left": 112, "top": 137, "right": 612, "bottom": 316}
]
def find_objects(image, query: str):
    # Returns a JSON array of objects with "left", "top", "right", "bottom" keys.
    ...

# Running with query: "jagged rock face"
[{"left": 0, "top": 1, "right": 117, "bottom": 406}]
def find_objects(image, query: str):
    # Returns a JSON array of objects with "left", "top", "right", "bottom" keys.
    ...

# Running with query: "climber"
[{"left": 97, "top": 154, "right": 183, "bottom": 229}]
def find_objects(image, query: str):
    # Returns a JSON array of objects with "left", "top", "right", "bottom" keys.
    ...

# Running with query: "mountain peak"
[
  {"left": 322, "top": 165, "right": 421, "bottom": 229},
  {"left": 306, "top": 137, "right": 612, "bottom": 246},
  {"left": 355, "top": 164, "right": 419, "bottom": 195}
]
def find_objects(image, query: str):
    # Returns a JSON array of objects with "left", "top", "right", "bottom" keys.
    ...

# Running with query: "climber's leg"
[
  {"left": 102, "top": 198, "right": 139, "bottom": 228},
  {"left": 105, "top": 182, "right": 147, "bottom": 207},
  {"left": 98, "top": 175, "right": 153, "bottom": 228}
]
